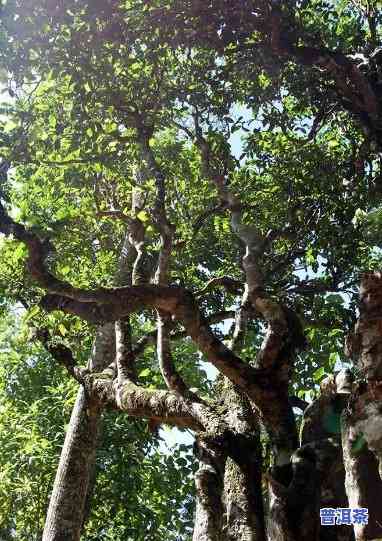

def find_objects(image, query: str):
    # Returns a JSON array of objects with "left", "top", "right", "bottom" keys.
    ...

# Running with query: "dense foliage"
[
  {"left": 0, "top": 0, "right": 381, "bottom": 539},
  {"left": 0, "top": 315, "right": 196, "bottom": 540}
]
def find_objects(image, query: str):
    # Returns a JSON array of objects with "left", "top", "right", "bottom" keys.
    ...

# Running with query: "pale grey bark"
[
  {"left": 193, "top": 435, "right": 227, "bottom": 541},
  {"left": 42, "top": 323, "right": 115, "bottom": 541},
  {"left": 223, "top": 389, "right": 265, "bottom": 541},
  {"left": 42, "top": 387, "right": 101, "bottom": 541},
  {"left": 192, "top": 120, "right": 301, "bottom": 460},
  {"left": 42, "top": 201, "right": 135, "bottom": 541}
]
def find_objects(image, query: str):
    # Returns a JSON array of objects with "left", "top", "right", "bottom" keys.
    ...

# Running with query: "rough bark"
[
  {"left": 193, "top": 434, "right": 227, "bottom": 541},
  {"left": 42, "top": 388, "right": 101, "bottom": 541},
  {"left": 222, "top": 384, "right": 265, "bottom": 541},
  {"left": 41, "top": 178, "right": 150, "bottom": 540},
  {"left": 42, "top": 322, "right": 115, "bottom": 541},
  {"left": 314, "top": 440, "right": 353, "bottom": 541},
  {"left": 265, "top": 373, "right": 356, "bottom": 541},
  {"left": 266, "top": 446, "right": 320, "bottom": 541},
  {"left": 341, "top": 272, "right": 382, "bottom": 540},
  {"left": 342, "top": 417, "right": 382, "bottom": 540}
]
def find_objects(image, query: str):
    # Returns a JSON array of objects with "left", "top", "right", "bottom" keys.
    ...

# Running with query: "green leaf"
[
  {"left": 138, "top": 368, "right": 151, "bottom": 377},
  {"left": 313, "top": 366, "right": 325, "bottom": 382},
  {"left": 24, "top": 305, "right": 40, "bottom": 322},
  {"left": 137, "top": 210, "right": 149, "bottom": 222},
  {"left": 58, "top": 323, "right": 67, "bottom": 336}
]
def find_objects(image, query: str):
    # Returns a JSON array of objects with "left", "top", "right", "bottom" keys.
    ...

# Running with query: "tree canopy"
[{"left": 0, "top": 1, "right": 382, "bottom": 540}]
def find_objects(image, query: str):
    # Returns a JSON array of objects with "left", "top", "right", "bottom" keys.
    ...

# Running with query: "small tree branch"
[
  {"left": 131, "top": 309, "right": 236, "bottom": 359},
  {"left": 196, "top": 276, "right": 243, "bottom": 297},
  {"left": 36, "top": 328, "right": 86, "bottom": 383},
  {"left": 96, "top": 210, "right": 133, "bottom": 223},
  {"left": 230, "top": 287, "right": 251, "bottom": 354},
  {"left": 115, "top": 318, "right": 136, "bottom": 384},
  {"left": 156, "top": 310, "right": 202, "bottom": 402},
  {"left": 134, "top": 119, "right": 175, "bottom": 286}
]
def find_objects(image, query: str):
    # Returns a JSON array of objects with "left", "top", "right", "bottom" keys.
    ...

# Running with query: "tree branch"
[
  {"left": 156, "top": 311, "right": 202, "bottom": 402},
  {"left": 115, "top": 318, "right": 136, "bottom": 384},
  {"left": 192, "top": 119, "right": 304, "bottom": 457},
  {"left": 87, "top": 374, "right": 203, "bottom": 431},
  {"left": 0, "top": 200, "right": 298, "bottom": 453},
  {"left": 36, "top": 328, "right": 86, "bottom": 383},
  {"left": 134, "top": 120, "right": 202, "bottom": 401},
  {"left": 196, "top": 276, "right": 243, "bottom": 297},
  {"left": 268, "top": 6, "right": 379, "bottom": 129}
]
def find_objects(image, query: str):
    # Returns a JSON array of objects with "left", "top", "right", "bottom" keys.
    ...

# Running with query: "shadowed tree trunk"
[
  {"left": 341, "top": 272, "right": 382, "bottom": 540},
  {"left": 266, "top": 446, "right": 320, "bottom": 541},
  {"left": 341, "top": 428, "right": 382, "bottom": 541}
]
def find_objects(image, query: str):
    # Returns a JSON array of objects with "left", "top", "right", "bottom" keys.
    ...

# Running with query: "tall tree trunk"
[
  {"left": 192, "top": 379, "right": 265, "bottom": 541},
  {"left": 42, "top": 388, "right": 101, "bottom": 541},
  {"left": 266, "top": 376, "right": 357, "bottom": 541},
  {"left": 341, "top": 423, "right": 382, "bottom": 541},
  {"left": 42, "top": 323, "right": 115, "bottom": 541},
  {"left": 223, "top": 384, "right": 265, "bottom": 541},
  {"left": 266, "top": 448, "right": 320, "bottom": 541},
  {"left": 193, "top": 434, "right": 227, "bottom": 541},
  {"left": 42, "top": 213, "right": 141, "bottom": 540},
  {"left": 342, "top": 272, "right": 382, "bottom": 540}
]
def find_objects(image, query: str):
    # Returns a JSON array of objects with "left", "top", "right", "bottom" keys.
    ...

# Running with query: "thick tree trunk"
[
  {"left": 224, "top": 447, "right": 264, "bottom": 541},
  {"left": 316, "top": 439, "right": 354, "bottom": 541},
  {"left": 223, "top": 385, "right": 265, "bottom": 541},
  {"left": 342, "top": 271, "right": 382, "bottom": 540},
  {"left": 42, "top": 228, "right": 134, "bottom": 540},
  {"left": 266, "top": 447, "right": 320, "bottom": 541},
  {"left": 342, "top": 420, "right": 382, "bottom": 541},
  {"left": 266, "top": 374, "right": 357, "bottom": 541},
  {"left": 192, "top": 380, "right": 265, "bottom": 541},
  {"left": 193, "top": 435, "right": 227, "bottom": 541},
  {"left": 300, "top": 383, "right": 354, "bottom": 541},
  {"left": 42, "top": 388, "right": 101, "bottom": 541},
  {"left": 42, "top": 322, "right": 116, "bottom": 541}
]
